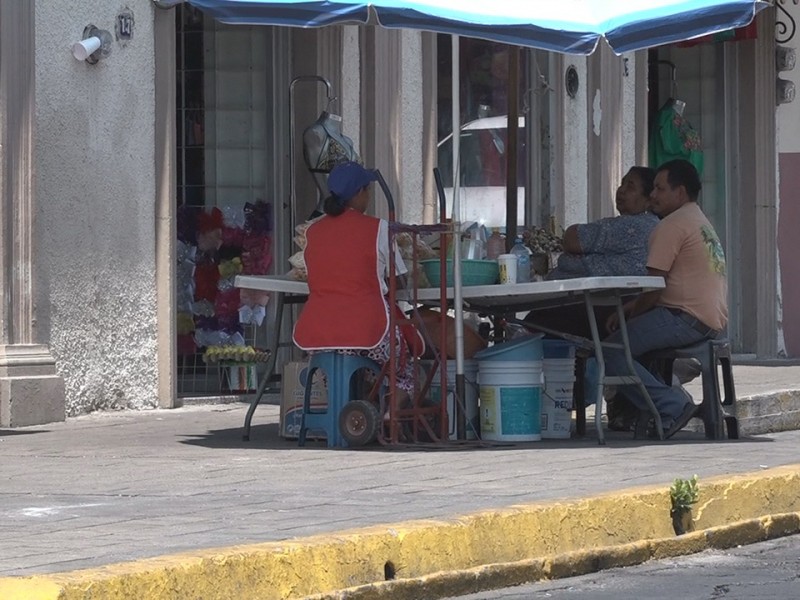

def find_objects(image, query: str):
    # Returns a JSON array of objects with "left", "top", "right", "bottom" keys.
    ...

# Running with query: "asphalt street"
[{"left": 442, "top": 534, "right": 800, "bottom": 600}]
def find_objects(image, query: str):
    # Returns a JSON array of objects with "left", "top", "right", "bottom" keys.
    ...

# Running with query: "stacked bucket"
[
  {"left": 424, "top": 335, "right": 578, "bottom": 442},
  {"left": 541, "top": 340, "right": 577, "bottom": 439},
  {"left": 475, "top": 335, "right": 544, "bottom": 441}
]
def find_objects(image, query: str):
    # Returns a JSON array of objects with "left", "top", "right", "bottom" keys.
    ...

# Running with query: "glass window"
[{"left": 436, "top": 35, "right": 529, "bottom": 226}]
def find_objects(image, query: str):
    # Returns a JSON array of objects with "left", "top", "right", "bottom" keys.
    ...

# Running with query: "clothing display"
[
  {"left": 649, "top": 101, "right": 704, "bottom": 175},
  {"left": 302, "top": 111, "right": 360, "bottom": 201},
  {"left": 176, "top": 201, "right": 274, "bottom": 383}
]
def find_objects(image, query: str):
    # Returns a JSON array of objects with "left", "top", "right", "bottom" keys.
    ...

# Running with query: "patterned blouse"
[{"left": 547, "top": 212, "right": 659, "bottom": 280}]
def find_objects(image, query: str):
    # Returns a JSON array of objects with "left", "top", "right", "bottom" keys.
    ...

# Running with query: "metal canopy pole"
[
  {"left": 451, "top": 35, "right": 467, "bottom": 439},
  {"left": 506, "top": 46, "right": 520, "bottom": 248}
]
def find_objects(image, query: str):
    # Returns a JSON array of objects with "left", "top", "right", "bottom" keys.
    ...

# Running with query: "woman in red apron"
[{"left": 293, "top": 161, "right": 418, "bottom": 399}]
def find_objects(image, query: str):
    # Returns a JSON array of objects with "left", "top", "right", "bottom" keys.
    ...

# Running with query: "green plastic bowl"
[{"left": 420, "top": 259, "right": 499, "bottom": 287}]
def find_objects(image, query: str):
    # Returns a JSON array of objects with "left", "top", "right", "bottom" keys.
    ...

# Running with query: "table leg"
[
  {"left": 583, "top": 293, "right": 607, "bottom": 445},
  {"left": 573, "top": 354, "right": 587, "bottom": 437},
  {"left": 243, "top": 291, "right": 285, "bottom": 441},
  {"left": 614, "top": 300, "right": 664, "bottom": 440},
  {"left": 582, "top": 292, "right": 665, "bottom": 443}
]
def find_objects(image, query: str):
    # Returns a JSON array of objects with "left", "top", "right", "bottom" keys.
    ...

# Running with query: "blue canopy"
[{"left": 188, "top": 0, "right": 768, "bottom": 54}]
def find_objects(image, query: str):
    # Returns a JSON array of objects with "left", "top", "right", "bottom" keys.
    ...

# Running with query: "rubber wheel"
[{"left": 339, "top": 400, "right": 380, "bottom": 446}]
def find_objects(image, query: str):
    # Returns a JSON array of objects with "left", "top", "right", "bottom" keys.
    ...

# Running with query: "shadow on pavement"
[
  {"left": 178, "top": 422, "right": 772, "bottom": 452},
  {"left": 0, "top": 429, "right": 48, "bottom": 437}
]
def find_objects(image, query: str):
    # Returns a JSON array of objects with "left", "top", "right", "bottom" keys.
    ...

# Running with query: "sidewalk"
[{"left": 1, "top": 364, "right": 800, "bottom": 598}]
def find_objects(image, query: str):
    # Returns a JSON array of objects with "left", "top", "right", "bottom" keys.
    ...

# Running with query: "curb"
[
  {"left": 312, "top": 512, "right": 800, "bottom": 600},
  {"left": 2, "top": 465, "right": 799, "bottom": 600},
  {"left": 735, "top": 391, "right": 800, "bottom": 435}
]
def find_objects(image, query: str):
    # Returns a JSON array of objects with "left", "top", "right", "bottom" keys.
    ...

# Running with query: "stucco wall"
[
  {"left": 397, "top": 30, "right": 425, "bottom": 225},
  {"left": 776, "top": 2, "right": 800, "bottom": 155},
  {"left": 562, "top": 57, "right": 589, "bottom": 228},
  {"left": 36, "top": 1, "right": 158, "bottom": 414}
]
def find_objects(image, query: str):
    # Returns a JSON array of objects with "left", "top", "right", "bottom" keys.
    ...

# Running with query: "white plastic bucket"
[
  {"left": 479, "top": 360, "right": 543, "bottom": 442},
  {"left": 424, "top": 360, "right": 480, "bottom": 440},
  {"left": 541, "top": 358, "right": 576, "bottom": 439}
]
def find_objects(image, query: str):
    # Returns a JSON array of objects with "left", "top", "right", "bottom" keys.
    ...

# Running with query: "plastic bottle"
[
  {"left": 486, "top": 228, "right": 505, "bottom": 260},
  {"left": 466, "top": 228, "right": 485, "bottom": 259},
  {"left": 510, "top": 237, "right": 531, "bottom": 283}
]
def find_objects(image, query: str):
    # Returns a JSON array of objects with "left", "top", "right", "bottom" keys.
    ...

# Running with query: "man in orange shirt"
[{"left": 602, "top": 159, "right": 727, "bottom": 439}]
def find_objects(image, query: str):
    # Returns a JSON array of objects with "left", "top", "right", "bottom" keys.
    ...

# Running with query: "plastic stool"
[
  {"left": 298, "top": 352, "right": 383, "bottom": 448},
  {"left": 642, "top": 339, "right": 738, "bottom": 440}
]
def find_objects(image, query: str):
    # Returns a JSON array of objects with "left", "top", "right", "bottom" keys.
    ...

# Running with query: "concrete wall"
[
  {"left": 776, "top": 2, "right": 800, "bottom": 357},
  {"left": 35, "top": 1, "right": 159, "bottom": 414},
  {"left": 552, "top": 55, "right": 589, "bottom": 229}
]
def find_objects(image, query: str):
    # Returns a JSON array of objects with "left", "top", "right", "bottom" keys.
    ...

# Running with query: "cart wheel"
[{"left": 339, "top": 400, "right": 380, "bottom": 446}]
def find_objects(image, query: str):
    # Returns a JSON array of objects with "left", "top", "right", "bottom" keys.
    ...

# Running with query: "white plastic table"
[{"left": 234, "top": 274, "right": 666, "bottom": 443}]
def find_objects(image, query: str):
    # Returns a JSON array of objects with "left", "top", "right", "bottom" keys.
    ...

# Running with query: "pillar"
[{"left": 0, "top": 1, "right": 66, "bottom": 426}]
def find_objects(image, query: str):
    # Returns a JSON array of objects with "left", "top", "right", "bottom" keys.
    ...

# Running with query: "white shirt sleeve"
[{"left": 377, "top": 219, "right": 408, "bottom": 295}]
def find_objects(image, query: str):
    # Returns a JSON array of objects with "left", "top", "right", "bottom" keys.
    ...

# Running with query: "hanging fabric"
[{"left": 649, "top": 99, "right": 704, "bottom": 176}]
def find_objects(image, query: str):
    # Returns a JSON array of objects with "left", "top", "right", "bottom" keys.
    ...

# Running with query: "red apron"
[{"left": 293, "top": 210, "right": 388, "bottom": 350}]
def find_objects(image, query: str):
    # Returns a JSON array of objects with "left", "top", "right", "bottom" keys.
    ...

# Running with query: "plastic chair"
[
  {"left": 298, "top": 352, "right": 384, "bottom": 448},
  {"left": 641, "top": 339, "right": 738, "bottom": 440}
]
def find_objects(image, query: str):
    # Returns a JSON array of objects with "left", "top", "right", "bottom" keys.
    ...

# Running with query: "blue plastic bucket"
[
  {"left": 479, "top": 360, "right": 543, "bottom": 442},
  {"left": 474, "top": 334, "right": 544, "bottom": 362}
]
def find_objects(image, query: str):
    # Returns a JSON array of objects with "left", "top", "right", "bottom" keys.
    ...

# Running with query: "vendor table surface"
[
  {"left": 235, "top": 274, "right": 664, "bottom": 305},
  {"left": 234, "top": 274, "right": 666, "bottom": 443}
]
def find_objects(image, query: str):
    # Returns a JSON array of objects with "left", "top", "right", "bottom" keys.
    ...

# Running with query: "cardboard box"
[{"left": 280, "top": 361, "right": 328, "bottom": 439}]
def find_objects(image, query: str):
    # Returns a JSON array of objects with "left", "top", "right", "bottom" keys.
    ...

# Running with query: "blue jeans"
[{"left": 587, "top": 307, "right": 706, "bottom": 426}]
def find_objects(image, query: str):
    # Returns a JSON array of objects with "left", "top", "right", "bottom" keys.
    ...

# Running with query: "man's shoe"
[{"left": 664, "top": 401, "right": 700, "bottom": 440}]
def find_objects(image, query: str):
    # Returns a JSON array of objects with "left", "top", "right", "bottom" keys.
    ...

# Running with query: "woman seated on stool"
[{"left": 293, "top": 161, "right": 417, "bottom": 403}]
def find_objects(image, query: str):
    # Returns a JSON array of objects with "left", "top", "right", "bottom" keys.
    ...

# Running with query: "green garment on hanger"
[{"left": 649, "top": 104, "right": 704, "bottom": 176}]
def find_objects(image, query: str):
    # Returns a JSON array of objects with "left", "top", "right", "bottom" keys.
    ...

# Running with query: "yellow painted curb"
[
  {"left": 313, "top": 513, "right": 800, "bottom": 600},
  {"left": 1, "top": 465, "right": 799, "bottom": 600}
]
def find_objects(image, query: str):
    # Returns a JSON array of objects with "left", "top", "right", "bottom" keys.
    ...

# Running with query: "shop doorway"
[{"left": 174, "top": 5, "right": 279, "bottom": 398}]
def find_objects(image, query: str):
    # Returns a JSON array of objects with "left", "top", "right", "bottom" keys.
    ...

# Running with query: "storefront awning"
[{"left": 186, "top": 0, "right": 769, "bottom": 54}]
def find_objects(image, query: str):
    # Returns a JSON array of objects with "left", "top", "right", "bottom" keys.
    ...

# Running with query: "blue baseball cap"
[{"left": 327, "top": 161, "right": 378, "bottom": 203}]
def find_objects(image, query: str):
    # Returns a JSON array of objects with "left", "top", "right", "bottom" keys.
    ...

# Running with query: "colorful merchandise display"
[{"left": 177, "top": 201, "right": 273, "bottom": 393}]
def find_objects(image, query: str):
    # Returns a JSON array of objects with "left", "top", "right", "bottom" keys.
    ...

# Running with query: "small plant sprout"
[{"left": 670, "top": 474, "right": 700, "bottom": 513}]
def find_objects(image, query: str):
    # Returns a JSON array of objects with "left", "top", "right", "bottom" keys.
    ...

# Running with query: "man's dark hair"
[
  {"left": 657, "top": 159, "right": 702, "bottom": 201},
  {"left": 628, "top": 166, "right": 656, "bottom": 197}
]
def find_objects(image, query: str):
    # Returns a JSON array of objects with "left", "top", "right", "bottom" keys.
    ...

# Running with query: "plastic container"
[
  {"left": 543, "top": 339, "right": 577, "bottom": 359},
  {"left": 474, "top": 334, "right": 544, "bottom": 362},
  {"left": 420, "top": 259, "right": 499, "bottom": 287},
  {"left": 541, "top": 357, "right": 576, "bottom": 439},
  {"left": 511, "top": 237, "right": 531, "bottom": 283},
  {"left": 424, "top": 359, "right": 480, "bottom": 440},
  {"left": 486, "top": 228, "right": 505, "bottom": 260},
  {"left": 464, "top": 228, "right": 486, "bottom": 260},
  {"left": 479, "top": 360, "right": 543, "bottom": 441},
  {"left": 497, "top": 253, "right": 517, "bottom": 284}
]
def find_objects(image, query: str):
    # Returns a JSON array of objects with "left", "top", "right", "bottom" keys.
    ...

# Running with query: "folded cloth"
[{"left": 239, "top": 304, "right": 266, "bottom": 326}]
